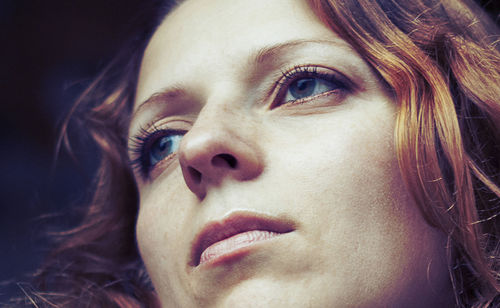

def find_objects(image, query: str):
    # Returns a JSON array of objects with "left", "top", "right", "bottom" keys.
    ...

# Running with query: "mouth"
[{"left": 190, "top": 213, "right": 295, "bottom": 267}]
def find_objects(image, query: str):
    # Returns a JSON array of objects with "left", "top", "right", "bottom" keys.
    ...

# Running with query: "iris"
[
  {"left": 149, "top": 134, "right": 183, "bottom": 166},
  {"left": 285, "top": 77, "right": 339, "bottom": 102}
]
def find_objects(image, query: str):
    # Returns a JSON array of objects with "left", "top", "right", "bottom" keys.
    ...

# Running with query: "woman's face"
[{"left": 129, "top": 0, "right": 453, "bottom": 306}]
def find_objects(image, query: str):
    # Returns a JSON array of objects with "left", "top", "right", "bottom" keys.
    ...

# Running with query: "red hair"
[
  {"left": 13, "top": 0, "right": 499, "bottom": 307},
  {"left": 307, "top": 0, "right": 500, "bottom": 306}
]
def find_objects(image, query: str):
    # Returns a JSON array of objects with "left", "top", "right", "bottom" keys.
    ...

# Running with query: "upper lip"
[{"left": 190, "top": 212, "right": 295, "bottom": 266}]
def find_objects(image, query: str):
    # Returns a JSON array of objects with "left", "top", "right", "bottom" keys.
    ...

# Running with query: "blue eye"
[
  {"left": 285, "top": 77, "right": 341, "bottom": 102},
  {"left": 149, "top": 133, "right": 183, "bottom": 166},
  {"left": 129, "top": 128, "right": 186, "bottom": 178}
]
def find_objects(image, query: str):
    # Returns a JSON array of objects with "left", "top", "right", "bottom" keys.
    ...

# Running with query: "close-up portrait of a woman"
[{"left": 3, "top": 0, "right": 500, "bottom": 307}]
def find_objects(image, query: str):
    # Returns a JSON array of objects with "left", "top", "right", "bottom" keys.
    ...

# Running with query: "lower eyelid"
[
  {"left": 147, "top": 152, "right": 179, "bottom": 180},
  {"left": 285, "top": 78, "right": 341, "bottom": 101},
  {"left": 281, "top": 88, "right": 346, "bottom": 107}
]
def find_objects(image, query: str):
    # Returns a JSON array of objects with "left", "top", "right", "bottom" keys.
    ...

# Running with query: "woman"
[{"left": 18, "top": 0, "right": 499, "bottom": 307}]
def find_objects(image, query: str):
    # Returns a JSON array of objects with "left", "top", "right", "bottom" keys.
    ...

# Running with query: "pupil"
[
  {"left": 291, "top": 78, "right": 316, "bottom": 98},
  {"left": 158, "top": 138, "right": 169, "bottom": 151},
  {"left": 151, "top": 137, "right": 172, "bottom": 162}
]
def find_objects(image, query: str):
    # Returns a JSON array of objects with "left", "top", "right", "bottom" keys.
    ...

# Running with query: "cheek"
[
  {"left": 135, "top": 168, "right": 195, "bottom": 297},
  {"left": 264, "top": 103, "right": 449, "bottom": 304},
  {"left": 264, "top": 102, "right": 398, "bottom": 221}
]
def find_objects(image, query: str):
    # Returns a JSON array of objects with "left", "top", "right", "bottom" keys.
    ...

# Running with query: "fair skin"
[{"left": 128, "top": 0, "right": 454, "bottom": 307}]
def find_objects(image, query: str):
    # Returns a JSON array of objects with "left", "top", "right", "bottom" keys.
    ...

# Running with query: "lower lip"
[{"left": 199, "top": 230, "right": 280, "bottom": 266}]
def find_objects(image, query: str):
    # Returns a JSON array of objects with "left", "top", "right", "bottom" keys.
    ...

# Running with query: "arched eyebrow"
[
  {"left": 133, "top": 86, "right": 186, "bottom": 119},
  {"left": 253, "top": 38, "right": 348, "bottom": 64}
]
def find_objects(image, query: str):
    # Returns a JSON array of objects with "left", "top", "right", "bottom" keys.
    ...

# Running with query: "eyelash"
[
  {"left": 130, "top": 65, "right": 351, "bottom": 178},
  {"left": 272, "top": 65, "right": 350, "bottom": 108},
  {"left": 129, "top": 125, "right": 185, "bottom": 178}
]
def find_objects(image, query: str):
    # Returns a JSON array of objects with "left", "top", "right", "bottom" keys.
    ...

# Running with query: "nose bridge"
[
  {"left": 178, "top": 92, "right": 264, "bottom": 199},
  {"left": 190, "top": 79, "right": 247, "bottom": 130},
  {"left": 180, "top": 94, "right": 242, "bottom": 154}
]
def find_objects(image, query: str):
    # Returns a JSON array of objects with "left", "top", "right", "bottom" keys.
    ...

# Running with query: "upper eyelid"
[
  {"left": 129, "top": 119, "right": 190, "bottom": 150},
  {"left": 139, "top": 118, "right": 191, "bottom": 133},
  {"left": 279, "top": 64, "right": 352, "bottom": 84},
  {"left": 248, "top": 40, "right": 364, "bottom": 92},
  {"left": 129, "top": 89, "right": 199, "bottom": 140},
  {"left": 275, "top": 65, "right": 326, "bottom": 89}
]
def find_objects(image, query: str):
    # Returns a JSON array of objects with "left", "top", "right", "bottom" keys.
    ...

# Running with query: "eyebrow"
[
  {"left": 132, "top": 86, "right": 186, "bottom": 119},
  {"left": 253, "top": 38, "right": 347, "bottom": 64},
  {"left": 133, "top": 38, "right": 349, "bottom": 118}
]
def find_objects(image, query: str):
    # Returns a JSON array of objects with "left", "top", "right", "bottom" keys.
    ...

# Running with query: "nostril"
[
  {"left": 188, "top": 167, "right": 202, "bottom": 184},
  {"left": 212, "top": 153, "right": 238, "bottom": 169}
]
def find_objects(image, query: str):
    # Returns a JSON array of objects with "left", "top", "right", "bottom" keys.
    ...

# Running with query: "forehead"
[{"left": 135, "top": 0, "right": 341, "bottom": 105}]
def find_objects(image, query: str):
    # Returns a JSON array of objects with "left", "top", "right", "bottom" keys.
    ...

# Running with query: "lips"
[{"left": 190, "top": 213, "right": 295, "bottom": 267}]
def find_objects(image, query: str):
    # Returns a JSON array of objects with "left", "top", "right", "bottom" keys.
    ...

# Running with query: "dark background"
[
  {"left": 0, "top": 0, "right": 498, "bottom": 303},
  {"left": 0, "top": 0, "right": 145, "bottom": 302}
]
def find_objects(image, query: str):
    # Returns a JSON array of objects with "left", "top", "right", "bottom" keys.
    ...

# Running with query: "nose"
[{"left": 178, "top": 115, "right": 264, "bottom": 199}]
